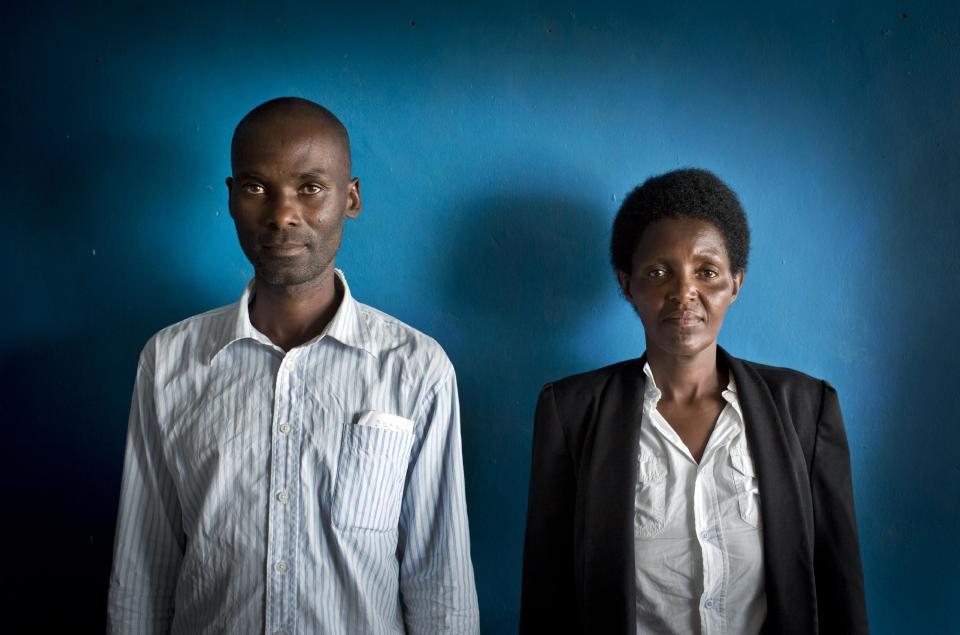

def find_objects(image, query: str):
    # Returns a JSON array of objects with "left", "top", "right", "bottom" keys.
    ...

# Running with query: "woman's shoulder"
[
  {"left": 733, "top": 356, "right": 825, "bottom": 387},
  {"left": 725, "top": 352, "right": 836, "bottom": 409},
  {"left": 543, "top": 358, "right": 646, "bottom": 402}
]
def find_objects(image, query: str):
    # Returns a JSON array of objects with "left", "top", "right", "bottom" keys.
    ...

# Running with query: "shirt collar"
[
  {"left": 207, "top": 268, "right": 375, "bottom": 363},
  {"left": 641, "top": 361, "right": 738, "bottom": 405}
]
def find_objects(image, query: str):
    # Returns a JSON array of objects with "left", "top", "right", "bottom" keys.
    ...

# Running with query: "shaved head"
[
  {"left": 226, "top": 96, "right": 362, "bottom": 291},
  {"left": 231, "top": 97, "right": 352, "bottom": 176}
]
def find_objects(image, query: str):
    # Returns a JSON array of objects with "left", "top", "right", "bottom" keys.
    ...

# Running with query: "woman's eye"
[
  {"left": 647, "top": 268, "right": 667, "bottom": 279},
  {"left": 700, "top": 269, "right": 719, "bottom": 278},
  {"left": 242, "top": 183, "right": 264, "bottom": 194}
]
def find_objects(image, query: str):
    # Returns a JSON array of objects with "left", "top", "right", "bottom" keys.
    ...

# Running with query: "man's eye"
[
  {"left": 301, "top": 184, "right": 324, "bottom": 195},
  {"left": 242, "top": 183, "right": 265, "bottom": 194}
]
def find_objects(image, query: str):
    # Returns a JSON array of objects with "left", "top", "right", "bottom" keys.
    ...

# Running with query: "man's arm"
[
  {"left": 107, "top": 354, "right": 186, "bottom": 634},
  {"left": 810, "top": 381, "right": 869, "bottom": 633},
  {"left": 397, "top": 370, "right": 480, "bottom": 635}
]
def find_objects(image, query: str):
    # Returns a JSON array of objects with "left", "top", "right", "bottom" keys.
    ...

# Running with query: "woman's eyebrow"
[{"left": 694, "top": 247, "right": 725, "bottom": 257}]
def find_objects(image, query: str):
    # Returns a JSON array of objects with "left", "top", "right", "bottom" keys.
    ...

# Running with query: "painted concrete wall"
[{"left": 4, "top": 1, "right": 958, "bottom": 631}]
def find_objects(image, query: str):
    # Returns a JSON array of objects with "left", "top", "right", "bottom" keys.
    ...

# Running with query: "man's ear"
[
  {"left": 225, "top": 177, "right": 235, "bottom": 218},
  {"left": 731, "top": 269, "right": 745, "bottom": 301},
  {"left": 616, "top": 269, "right": 632, "bottom": 300},
  {"left": 345, "top": 177, "right": 362, "bottom": 219}
]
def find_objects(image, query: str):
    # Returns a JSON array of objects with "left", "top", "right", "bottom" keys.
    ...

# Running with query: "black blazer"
[{"left": 520, "top": 348, "right": 868, "bottom": 634}]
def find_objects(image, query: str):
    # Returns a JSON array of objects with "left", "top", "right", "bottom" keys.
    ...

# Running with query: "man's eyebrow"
[{"left": 234, "top": 170, "right": 334, "bottom": 180}]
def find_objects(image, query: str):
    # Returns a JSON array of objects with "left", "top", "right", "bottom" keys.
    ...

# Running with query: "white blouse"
[{"left": 635, "top": 363, "right": 766, "bottom": 635}]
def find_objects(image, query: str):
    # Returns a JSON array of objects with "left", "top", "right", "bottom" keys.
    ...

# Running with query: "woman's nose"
[{"left": 668, "top": 273, "right": 697, "bottom": 303}]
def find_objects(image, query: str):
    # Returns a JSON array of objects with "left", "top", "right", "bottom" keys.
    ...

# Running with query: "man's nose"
[{"left": 265, "top": 191, "right": 300, "bottom": 228}]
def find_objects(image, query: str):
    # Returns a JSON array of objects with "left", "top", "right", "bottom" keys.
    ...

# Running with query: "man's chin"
[{"left": 254, "top": 265, "right": 320, "bottom": 288}]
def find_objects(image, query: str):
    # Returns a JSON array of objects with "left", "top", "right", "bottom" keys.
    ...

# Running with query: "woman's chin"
[{"left": 650, "top": 334, "right": 716, "bottom": 359}]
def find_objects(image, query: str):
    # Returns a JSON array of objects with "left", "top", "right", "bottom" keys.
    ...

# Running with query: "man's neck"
[{"left": 249, "top": 269, "right": 343, "bottom": 352}]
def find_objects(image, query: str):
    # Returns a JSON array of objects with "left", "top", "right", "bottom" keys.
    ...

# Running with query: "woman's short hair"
[{"left": 610, "top": 168, "right": 750, "bottom": 274}]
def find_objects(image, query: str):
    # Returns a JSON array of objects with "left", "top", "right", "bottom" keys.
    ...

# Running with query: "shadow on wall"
[
  {"left": 856, "top": 143, "right": 960, "bottom": 632},
  {"left": 1, "top": 128, "right": 215, "bottom": 632},
  {"left": 434, "top": 191, "right": 614, "bottom": 632}
]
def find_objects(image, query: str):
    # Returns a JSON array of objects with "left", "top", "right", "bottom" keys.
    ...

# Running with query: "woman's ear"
[
  {"left": 731, "top": 269, "right": 745, "bottom": 301},
  {"left": 616, "top": 270, "right": 632, "bottom": 300}
]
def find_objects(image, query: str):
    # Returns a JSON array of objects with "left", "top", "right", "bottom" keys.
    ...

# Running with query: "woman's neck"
[{"left": 646, "top": 344, "right": 724, "bottom": 404}]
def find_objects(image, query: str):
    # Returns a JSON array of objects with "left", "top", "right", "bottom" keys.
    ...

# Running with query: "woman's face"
[{"left": 617, "top": 217, "right": 743, "bottom": 359}]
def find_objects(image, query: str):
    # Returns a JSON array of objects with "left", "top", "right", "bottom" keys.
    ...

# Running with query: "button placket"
[
  {"left": 265, "top": 354, "right": 299, "bottom": 635},
  {"left": 696, "top": 470, "right": 722, "bottom": 629}
]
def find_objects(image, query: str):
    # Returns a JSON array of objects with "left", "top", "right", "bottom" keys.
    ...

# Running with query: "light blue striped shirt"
[{"left": 108, "top": 270, "right": 480, "bottom": 634}]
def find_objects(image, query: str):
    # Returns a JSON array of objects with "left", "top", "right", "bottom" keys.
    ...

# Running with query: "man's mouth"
[{"left": 261, "top": 243, "right": 307, "bottom": 257}]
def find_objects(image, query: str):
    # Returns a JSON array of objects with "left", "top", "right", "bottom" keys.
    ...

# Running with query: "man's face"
[{"left": 227, "top": 114, "right": 361, "bottom": 288}]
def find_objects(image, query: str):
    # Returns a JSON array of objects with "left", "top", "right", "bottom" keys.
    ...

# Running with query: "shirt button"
[
  {"left": 274, "top": 561, "right": 287, "bottom": 573},
  {"left": 277, "top": 491, "right": 290, "bottom": 503},
  {"left": 645, "top": 389, "right": 659, "bottom": 399},
  {"left": 279, "top": 423, "right": 291, "bottom": 434},
  {"left": 701, "top": 530, "right": 713, "bottom": 541},
  {"left": 704, "top": 599, "right": 716, "bottom": 609}
]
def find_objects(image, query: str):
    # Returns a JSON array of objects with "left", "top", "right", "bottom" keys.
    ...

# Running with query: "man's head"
[{"left": 227, "top": 97, "right": 361, "bottom": 288}]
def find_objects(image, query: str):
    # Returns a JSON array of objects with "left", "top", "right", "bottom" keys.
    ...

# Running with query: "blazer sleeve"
[
  {"left": 520, "top": 383, "right": 578, "bottom": 633},
  {"left": 810, "top": 381, "right": 869, "bottom": 633}
]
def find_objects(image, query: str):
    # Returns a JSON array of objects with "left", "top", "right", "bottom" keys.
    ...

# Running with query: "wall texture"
[{"left": 4, "top": 1, "right": 958, "bottom": 632}]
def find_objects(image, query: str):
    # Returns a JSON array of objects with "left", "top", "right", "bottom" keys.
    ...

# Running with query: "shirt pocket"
[
  {"left": 332, "top": 419, "right": 415, "bottom": 532},
  {"left": 635, "top": 452, "right": 668, "bottom": 537},
  {"left": 729, "top": 448, "right": 761, "bottom": 528}
]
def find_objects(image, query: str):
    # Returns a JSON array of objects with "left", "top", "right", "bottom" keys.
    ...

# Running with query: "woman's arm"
[
  {"left": 810, "top": 381, "right": 869, "bottom": 633},
  {"left": 520, "top": 383, "right": 578, "bottom": 633}
]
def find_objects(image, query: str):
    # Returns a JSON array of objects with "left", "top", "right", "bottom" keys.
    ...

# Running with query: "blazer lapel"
[
  {"left": 577, "top": 356, "right": 646, "bottom": 634},
  {"left": 722, "top": 349, "right": 816, "bottom": 634}
]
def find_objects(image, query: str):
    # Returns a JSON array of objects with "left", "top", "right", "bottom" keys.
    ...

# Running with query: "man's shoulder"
[
  {"left": 353, "top": 300, "right": 454, "bottom": 383},
  {"left": 139, "top": 301, "right": 238, "bottom": 369}
]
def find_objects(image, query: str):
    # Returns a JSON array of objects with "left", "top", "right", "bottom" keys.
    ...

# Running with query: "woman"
[{"left": 520, "top": 169, "right": 868, "bottom": 634}]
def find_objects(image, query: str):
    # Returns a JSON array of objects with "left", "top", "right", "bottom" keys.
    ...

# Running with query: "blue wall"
[{"left": 4, "top": 1, "right": 958, "bottom": 631}]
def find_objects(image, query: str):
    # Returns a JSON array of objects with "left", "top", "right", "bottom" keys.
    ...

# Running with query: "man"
[{"left": 107, "top": 97, "right": 480, "bottom": 634}]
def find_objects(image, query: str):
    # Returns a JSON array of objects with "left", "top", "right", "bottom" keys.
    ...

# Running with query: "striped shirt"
[{"left": 107, "top": 270, "right": 480, "bottom": 635}]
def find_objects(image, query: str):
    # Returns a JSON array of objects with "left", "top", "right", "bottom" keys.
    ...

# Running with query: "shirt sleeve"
[
  {"left": 519, "top": 383, "right": 578, "bottom": 633},
  {"left": 107, "top": 354, "right": 186, "bottom": 634},
  {"left": 810, "top": 381, "right": 870, "bottom": 633},
  {"left": 397, "top": 370, "right": 480, "bottom": 634}
]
